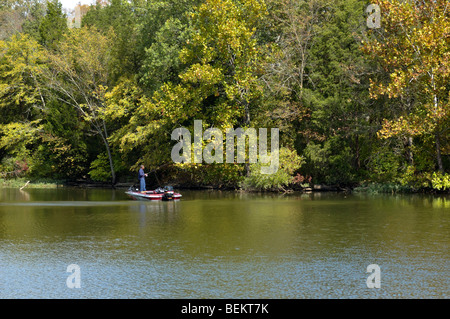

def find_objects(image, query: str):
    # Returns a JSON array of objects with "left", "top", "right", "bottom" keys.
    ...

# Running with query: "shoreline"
[{"left": 1, "top": 178, "right": 448, "bottom": 195}]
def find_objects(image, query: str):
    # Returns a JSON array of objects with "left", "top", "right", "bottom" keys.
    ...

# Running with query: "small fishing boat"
[{"left": 125, "top": 185, "right": 182, "bottom": 201}]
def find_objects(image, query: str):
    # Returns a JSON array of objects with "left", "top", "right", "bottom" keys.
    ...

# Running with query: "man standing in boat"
[{"left": 138, "top": 165, "right": 148, "bottom": 192}]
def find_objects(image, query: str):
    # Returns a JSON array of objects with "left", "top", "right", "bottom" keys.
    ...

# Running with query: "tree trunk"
[
  {"left": 101, "top": 121, "right": 116, "bottom": 185},
  {"left": 431, "top": 73, "right": 444, "bottom": 173},
  {"left": 105, "top": 140, "right": 116, "bottom": 185}
]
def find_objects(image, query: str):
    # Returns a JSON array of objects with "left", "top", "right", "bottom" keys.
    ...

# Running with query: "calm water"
[{"left": 0, "top": 188, "right": 448, "bottom": 299}]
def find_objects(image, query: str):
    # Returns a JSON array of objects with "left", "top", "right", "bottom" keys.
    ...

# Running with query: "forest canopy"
[{"left": 0, "top": 0, "right": 448, "bottom": 192}]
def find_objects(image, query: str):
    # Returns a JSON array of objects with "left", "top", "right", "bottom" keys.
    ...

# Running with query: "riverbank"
[
  {"left": 0, "top": 178, "right": 63, "bottom": 189},
  {"left": 353, "top": 182, "right": 450, "bottom": 194},
  {"left": 0, "top": 178, "right": 132, "bottom": 189},
  {"left": 2, "top": 177, "right": 448, "bottom": 194}
]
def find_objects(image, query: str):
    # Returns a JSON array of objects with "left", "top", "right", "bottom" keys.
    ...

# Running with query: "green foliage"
[
  {"left": 30, "top": 134, "right": 89, "bottom": 179},
  {"left": 431, "top": 172, "right": 450, "bottom": 191},
  {"left": 140, "top": 17, "right": 191, "bottom": 91},
  {"left": 240, "top": 147, "right": 303, "bottom": 191},
  {"left": 88, "top": 152, "right": 125, "bottom": 182},
  {"left": 136, "top": 0, "right": 202, "bottom": 53},
  {"left": 173, "top": 163, "right": 244, "bottom": 188},
  {"left": 366, "top": 143, "right": 402, "bottom": 183},
  {"left": 82, "top": 0, "right": 161, "bottom": 81},
  {"left": 45, "top": 26, "right": 118, "bottom": 183},
  {"left": 396, "top": 166, "right": 432, "bottom": 190},
  {"left": 178, "top": 0, "right": 269, "bottom": 127},
  {"left": 0, "top": 121, "right": 42, "bottom": 153},
  {"left": 354, "top": 171, "right": 450, "bottom": 193},
  {"left": 0, "top": 120, "right": 42, "bottom": 179},
  {"left": 21, "top": 0, "right": 47, "bottom": 43},
  {"left": 0, "top": 0, "right": 446, "bottom": 190},
  {"left": 282, "top": 0, "right": 380, "bottom": 187},
  {"left": 0, "top": 33, "right": 46, "bottom": 123},
  {"left": 303, "top": 137, "right": 357, "bottom": 185},
  {"left": 88, "top": 153, "right": 112, "bottom": 182},
  {"left": 37, "top": 0, "right": 67, "bottom": 49},
  {"left": 112, "top": 0, "right": 270, "bottom": 173}
]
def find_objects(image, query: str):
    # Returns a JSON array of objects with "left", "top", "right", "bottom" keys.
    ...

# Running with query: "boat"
[{"left": 125, "top": 185, "right": 182, "bottom": 201}]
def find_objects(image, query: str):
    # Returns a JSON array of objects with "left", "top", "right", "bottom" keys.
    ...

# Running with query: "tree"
[
  {"left": 0, "top": 33, "right": 47, "bottom": 174},
  {"left": 112, "top": 0, "right": 270, "bottom": 173},
  {"left": 303, "top": 0, "right": 375, "bottom": 182},
  {"left": 82, "top": 0, "right": 143, "bottom": 82},
  {"left": 44, "top": 26, "right": 118, "bottom": 184},
  {"left": 0, "top": 0, "right": 25, "bottom": 40},
  {"left": 259, "top": 0, "right": 329, "bottom": 148},
  {"left": 136, "top": 0, "right": 202, "bottom": 64},
  {"left": 0, "top": 33, "right": 47, "bottom": 123},
  {"left": 265, "top": 0, "right": 328, "bottom": 100},
  {"left": 140, "top": 17, "right": 192, "bottom": 92},
  {"left": 37, "top": 0, "right": 67, "bottom": 49},
  {"left": 21, "top": 0, "right": 46, "bottom": 40},
  {"left": 267, "top": 0, "right": 376, "bottom": 185},
  {"left": 0, "top": 0, "right": 48, "bottom": 40},
  {"left": 181, "top": 0, "right": 269, "bottom": 128},
  {"left": 362, "top": 0, "right": 449, "bottom": 173}
]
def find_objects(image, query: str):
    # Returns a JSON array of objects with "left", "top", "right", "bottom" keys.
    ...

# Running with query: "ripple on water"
[{"left": 0, "top": 190, "right": 448, "bottom": 298}]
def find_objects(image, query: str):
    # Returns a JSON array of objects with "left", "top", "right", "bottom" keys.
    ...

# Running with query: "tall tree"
[
  {"left": 0, "top": 0, "right": 48, "bottom": 40},
  {"left": 112, "top": 0, "right": 270, "bottom": 171},
  {"left": 44, "top": 27, "right": 118, "bottom": 184},
  {"left": 20, "top": 0, "right": 47, "bottom": 43},
  {"left": 265, "top": 0, "right": 328, "bottom": 100},
  {"left": 179, "top": 0, "right": 269, "bottom": 127},
  {"left": 140, "top": 17, "right": 192, "bottom": 93},
  {"left": 82, "top": 0, "right": 142, "bottom": 82},
  {"left": 0, "top": 33, "right": 47, "bottom": 173},
  {"left": 38, "top": 0, "right": 67, "bottom": 49},
  {"left": 362, "top": 0, "right": 449, "bottom": 173},
  {"left": 259, "top": 0, "right": 329, "bottom": 147},
  {"left": 0, "top": 33, "right": 47, "bottom": 123},
  {"left": 272, "top": 0, "right": 375, "bottom": 185}
]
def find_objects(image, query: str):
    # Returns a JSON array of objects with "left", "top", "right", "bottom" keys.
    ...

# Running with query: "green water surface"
[{"left": 0, "top": 188, "right": 448, "bottom": 298}]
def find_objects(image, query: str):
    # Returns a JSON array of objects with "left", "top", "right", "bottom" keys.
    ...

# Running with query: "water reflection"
[
  {"left": 0, "top": 188, "right": 448, "bottom": 298},
  {"left": 132, "top": 200, "right": 180, "bottom": 214}
]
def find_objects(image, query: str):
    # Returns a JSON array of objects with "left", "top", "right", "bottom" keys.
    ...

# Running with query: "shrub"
[
  {"left": 240, "top": 147, "right": 303, "bottom": 191},
  {"left": 431, "top": 172, "right": 450, "bottom": 191},
  {"left": 88, "top": 153, "right": 112, "bottom": 182}
]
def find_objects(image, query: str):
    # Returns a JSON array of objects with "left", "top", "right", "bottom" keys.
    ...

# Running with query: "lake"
[{"left": 0, "top": 188, "right": 448, "bottom": 298}]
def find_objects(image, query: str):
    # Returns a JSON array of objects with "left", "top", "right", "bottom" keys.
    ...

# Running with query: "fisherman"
[{"left": 138, "top": 164, "right": 148, "bottom": 192}]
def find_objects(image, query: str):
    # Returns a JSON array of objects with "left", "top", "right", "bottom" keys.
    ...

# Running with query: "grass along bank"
[{"left": 0, "top": 178, "right": 62, "bottom": 188}]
